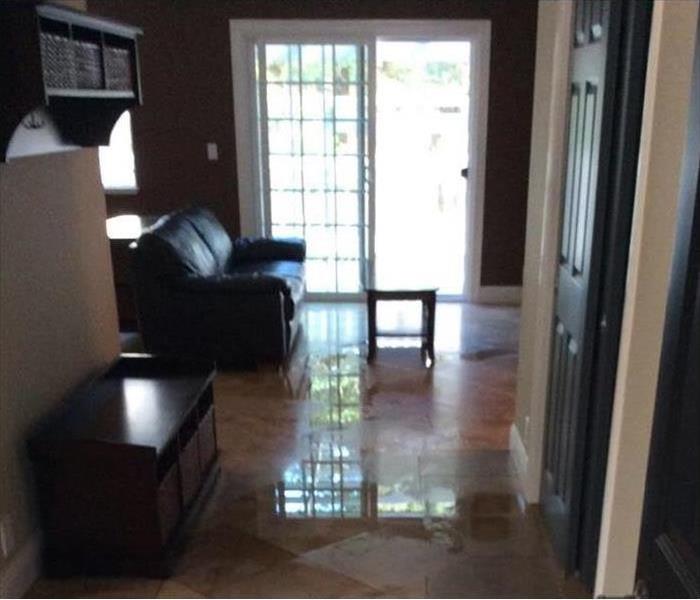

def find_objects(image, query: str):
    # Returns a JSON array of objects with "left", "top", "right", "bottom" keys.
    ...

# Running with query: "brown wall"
[
  {"left": 0, "top": 149, "right": 120, "bottom": 581},
  {"left": 91, "top": 0, "right": 537, "bottom": 286}
]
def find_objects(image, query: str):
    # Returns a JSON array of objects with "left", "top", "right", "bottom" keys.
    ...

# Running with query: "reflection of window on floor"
[
  {"left": 277, "top": 350, "right": 368, "bottom": 518},
  {"left": 275, "top": 346, "right": 456, "bottom": 520},
  {"left": 276, "top": 432, "right": 370, "bottom": 518},
  {"left": 376, "top": 484, "right": 455, "bottom": 518},
  {"left": 308, "top": 355, "right": 361, "bottom": 429}
]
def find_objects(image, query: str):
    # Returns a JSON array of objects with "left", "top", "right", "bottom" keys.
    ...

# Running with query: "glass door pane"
[
  {"left": 375, "top": 42, "right": 471, "bottom": 296},
  {"left": 256, "top": 43, "right": 369, "bottom": 294}
]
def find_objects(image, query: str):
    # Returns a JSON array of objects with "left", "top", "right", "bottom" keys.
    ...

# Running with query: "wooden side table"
[
  {"left": 365, "top": 286, "right": 437, "bottom": 367},
  {"left": 107, "top": 214, "right": 160, "bottom": 331}
]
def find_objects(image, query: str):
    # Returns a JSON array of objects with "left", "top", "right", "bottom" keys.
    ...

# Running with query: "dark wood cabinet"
[
  {"left": 0, "top": 2, "right": 142, "bottom": 162},
  {"left": 28, "top": 355, "right": 218, "bottom": 576}
]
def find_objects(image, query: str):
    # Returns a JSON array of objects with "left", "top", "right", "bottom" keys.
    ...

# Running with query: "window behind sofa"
[{"left": 99, "top": 111, "right": 137, "bottom": 193}]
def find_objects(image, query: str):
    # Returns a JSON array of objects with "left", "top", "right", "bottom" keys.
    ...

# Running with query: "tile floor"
[{"left": 28, "top": 302, "right": 589, "bottom": 598}]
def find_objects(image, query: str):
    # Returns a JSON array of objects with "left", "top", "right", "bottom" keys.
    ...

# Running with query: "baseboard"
[
  {"left": 510, "top": 423, "right": 529, "bottom": 495},
  {"left": 476, "top": 286, "right": 522, "bottom": 305},
  {"left": 0, "top": 534, "right": 41, "bottom": 599}
]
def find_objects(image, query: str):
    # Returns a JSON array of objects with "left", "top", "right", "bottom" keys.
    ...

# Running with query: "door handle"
[{"left": 460, "top": 167, "right": 469, "bottom": 179}]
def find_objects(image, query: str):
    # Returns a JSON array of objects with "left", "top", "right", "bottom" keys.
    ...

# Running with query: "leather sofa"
[{"left": 131, "top": 207, "right": 305, "bottom": 366}]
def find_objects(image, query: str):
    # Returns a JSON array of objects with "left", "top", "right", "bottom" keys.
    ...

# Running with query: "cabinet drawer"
[
  {"left": 157, "top": 462, "right": 181, "bottom": 544},
  {"left": 179, "top": 431, "right": 201, "bottom": 507},
  {"left": 198, "top": 406, "right": 217, "bottom": 472}
]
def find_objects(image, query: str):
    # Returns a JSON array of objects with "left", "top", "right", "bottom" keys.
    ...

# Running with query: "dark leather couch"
[{"left": 131, "top": 207, "right": 305, "bottom": 366}]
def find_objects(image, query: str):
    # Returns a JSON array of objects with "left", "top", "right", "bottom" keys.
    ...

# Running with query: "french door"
[
  {"left": 231, "top": 21, "right": 490, "bottom": 298},
  {"left": 256, "top": 42, "right": 369, "bottom": 294}
]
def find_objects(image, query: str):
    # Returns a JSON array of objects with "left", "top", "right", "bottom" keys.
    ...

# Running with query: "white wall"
[
  {"left": 0, "top": 148, "right": 120, "bottom": 597},
  {"left": 595, "top": 1, "right": 699, "bottom": 595},
  {"left": 513, "top": 0, "right": 573, "bottom": 502}
]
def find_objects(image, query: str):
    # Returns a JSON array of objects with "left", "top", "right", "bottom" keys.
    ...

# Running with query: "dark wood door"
[
  {"left": 542, "top": 0, "right": 620, "bottom": 569},
  {"left": 637, "top": 11, "right": 700, "bottom": 597},
  {"left": 577, "top": 0, "right": 652, "bottom": 587}
]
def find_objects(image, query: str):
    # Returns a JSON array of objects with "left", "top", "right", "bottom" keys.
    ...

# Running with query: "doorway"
[
  {"left": 375, "top": 41, "right": 470, "bottom": 296},
  {"left": 230, "top": 20, "right": 490, "bottom": 299},
  {"left": 539, "top": 0, "right": 652, "bottom": 586}
]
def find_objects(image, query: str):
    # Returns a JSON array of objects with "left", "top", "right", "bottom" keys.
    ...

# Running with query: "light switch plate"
[{"left": 206, "top": 142, "right": 219, "bottom": 161}]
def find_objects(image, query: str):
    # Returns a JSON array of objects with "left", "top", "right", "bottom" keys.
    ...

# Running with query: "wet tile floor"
[{"left": 28, "top": 302, "right": 589, "bottom": 598}]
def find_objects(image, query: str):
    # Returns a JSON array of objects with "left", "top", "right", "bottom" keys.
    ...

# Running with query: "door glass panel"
[
  {"left": 375, "top": 41, "right": 470, "bottom": 295},
  {"left": 266, "top": 84, "right": 300, "bottom": 119},
  {"left": 268, "top": 120, "right": 299, "bottom": 155},
  {"left": 335, "top": 121, "right": 358, "bottom": 155},
  {"left": 269, "top": 191, "right": 303, "bottom": 226},
  {"left": 258, "top": 43, "right": 368, "bottom": 294},
  {"left": 301, "top": 45, "right": 324, "bottom": 82}
]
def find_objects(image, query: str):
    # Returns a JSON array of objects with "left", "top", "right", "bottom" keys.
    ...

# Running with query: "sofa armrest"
[
  {"left": 160, "top": 275, "right": 289, "bottom": 359},
  {"left": 232, "top": 237, "right": 306, "bottom": 263},
  {"left": 171, "top": 273, "right": 290, "bottom": 295}
]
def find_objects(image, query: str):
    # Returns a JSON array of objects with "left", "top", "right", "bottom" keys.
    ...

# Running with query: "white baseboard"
[
  {"left": 510, "top": 423, "right": 529, "bottom": 495},
  {"left": 0, "top": 534, "right": 41, "bottom": 599},
  {"left": 476, "top": 285, "right": 522, "bottom": 305}
]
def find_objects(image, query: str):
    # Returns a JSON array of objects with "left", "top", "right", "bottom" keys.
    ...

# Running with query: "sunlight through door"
[{"left": 375, "top": 42, "right": 470, "bottom": 296}]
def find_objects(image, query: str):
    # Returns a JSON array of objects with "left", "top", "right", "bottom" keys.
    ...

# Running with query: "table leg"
[
  {"left": 425, "top": 292, "right": 436, "bottom": 366},
  {"left": 367, "top": 292, "right": 377, "bottom": 363}
]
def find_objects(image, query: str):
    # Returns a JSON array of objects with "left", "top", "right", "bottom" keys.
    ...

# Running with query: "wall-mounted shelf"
[
  {"left": 46, "top": 88, "right": 137, "bottom": 99},
  {"left": 0, "top": 2, "right": 143, "bottom": 162}
]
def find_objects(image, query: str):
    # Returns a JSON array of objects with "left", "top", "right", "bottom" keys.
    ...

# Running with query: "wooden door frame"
[
  {"left": 637, "top": 6, "right": 700, "bottom": 595},
  {"left": 594, "top": 1, "right": 699, "bottom": 594},
  {"left": 517, "top": 0, "right": 574, "bottom": 504}
]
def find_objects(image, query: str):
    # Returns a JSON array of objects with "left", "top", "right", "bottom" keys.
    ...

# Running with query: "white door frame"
[
  {"left": 514, "top": 0, "right": 574, "bottom": 503},
  {"left": 515, "top": 1, "right": 699, "bottom": 595},
  {"left": 230, "top": 19, "right": 491, "bottom": 300}
]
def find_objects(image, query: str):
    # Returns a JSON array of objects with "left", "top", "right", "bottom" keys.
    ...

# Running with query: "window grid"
[
  {"left": 331, "top": 44, "right": 339, "bottom": 292},
  {"left": 293, "top": 44, "right": 308, "bottom": 244},
  {"left": 259, "top": 42, "right": 368, "bottom": 293}
]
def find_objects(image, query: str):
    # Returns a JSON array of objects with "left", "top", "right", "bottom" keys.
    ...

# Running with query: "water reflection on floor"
[{"left": 29, "top": 302, "right": 589, "bottom": 598}]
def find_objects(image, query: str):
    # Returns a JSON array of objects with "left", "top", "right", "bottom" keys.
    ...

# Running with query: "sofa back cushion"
[
  {"left": 182, "top": 207, "right": 233, "bottom": 271},
  {"left": 136, "top": 211, "right": 218, "bottom": 279}
]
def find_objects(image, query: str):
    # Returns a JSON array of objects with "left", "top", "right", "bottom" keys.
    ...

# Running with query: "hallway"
[{"left": 29, "top": 303, "right": 587, "bottom": 598}]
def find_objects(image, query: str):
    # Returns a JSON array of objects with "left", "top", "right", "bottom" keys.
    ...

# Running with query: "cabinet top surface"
[{"left": 30, "top": 356, "right": 216, "bottom": 457}]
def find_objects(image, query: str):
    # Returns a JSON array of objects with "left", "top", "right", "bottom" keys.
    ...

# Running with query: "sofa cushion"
[
  {"left": 182, "top": 207, "right": 233, "bottom": 272},
  {"left": 232, "top": 237, "right": 306, "bottom": 263},
  {"left": 230, "top": 260, "right": 305, "bottom": 320},
  {"left": 140, "top": 212, "right": 218, "bottom": 278}
]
